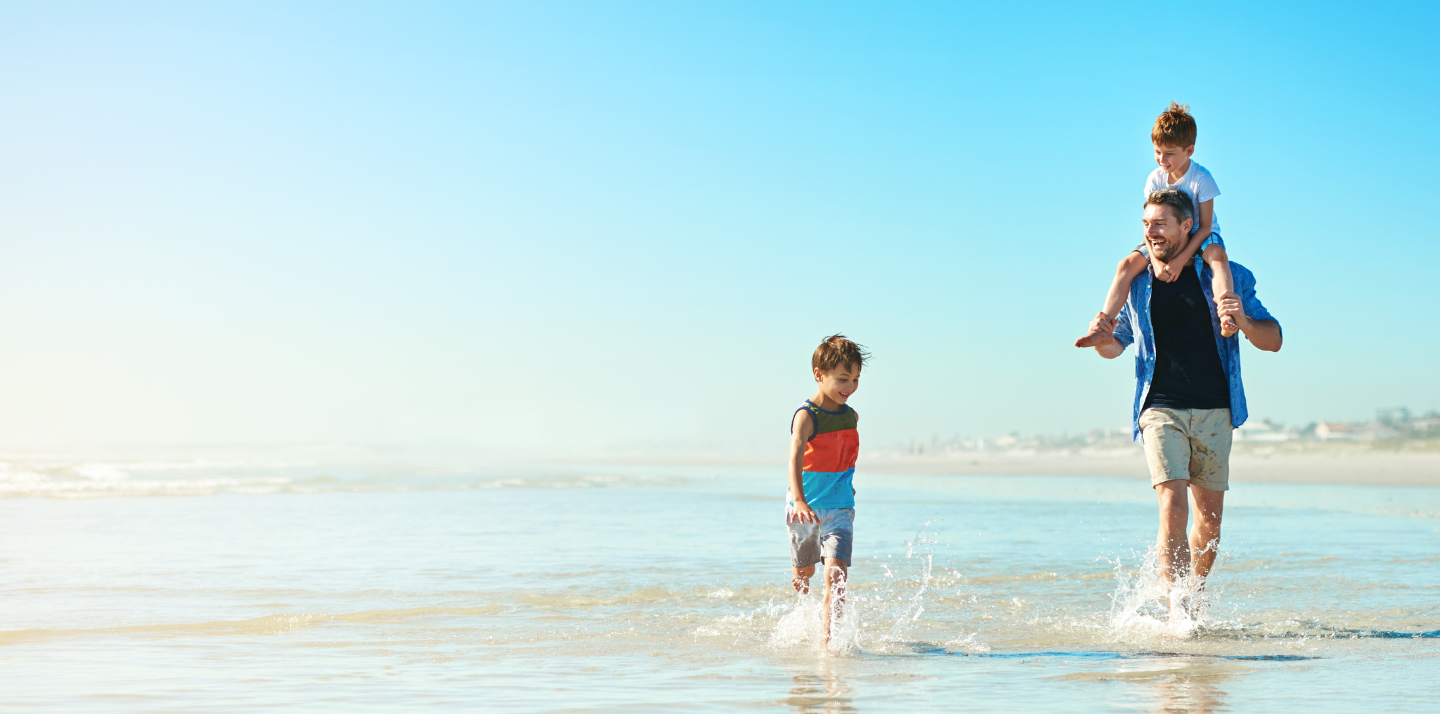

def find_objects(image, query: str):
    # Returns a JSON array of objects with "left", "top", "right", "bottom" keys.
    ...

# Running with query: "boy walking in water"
[
  {"left": 1077, "top": 102, "right": 1238, "bottom": 347},
  {"left": 787, "top": 334, "right": 868, "bottom": 649}
]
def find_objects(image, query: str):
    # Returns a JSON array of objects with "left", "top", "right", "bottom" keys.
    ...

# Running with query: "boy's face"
[
  {"left": 1153, "top": 142, "right": 1195, "bottom": 176},
  {"left": 813, "top": 364, "right": 860, "bottom": 405}
]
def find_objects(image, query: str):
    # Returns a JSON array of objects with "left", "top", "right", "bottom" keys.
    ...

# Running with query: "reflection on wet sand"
[
  {"left": 1147, "top": 665, "right": 1231, "bottom": 714},
  {"left": 784, "top": 662, "right": 856, "bottom": 714},
  {"left": 1059, "top": 657, "right": 1241, "bottom": 713}
]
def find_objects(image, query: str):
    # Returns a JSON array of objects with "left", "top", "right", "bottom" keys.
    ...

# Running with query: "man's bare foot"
[
  {"left": 1075, "top": 328, "right": 1112, "bottom": 348},
  {"left": 1167, "top": 591, "right": 1184, "bottom": 624},
  {"left": 1183, "top": 581, "right": 1206, "bottom": 620}
]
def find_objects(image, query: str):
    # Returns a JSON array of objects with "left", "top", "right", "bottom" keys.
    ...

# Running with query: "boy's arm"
[
  {"left": 1151, "top": 199, "right": 1215, "bottom": 282},
  {"left": 788, "top": 410, "right": 818, "bottom": 524}
]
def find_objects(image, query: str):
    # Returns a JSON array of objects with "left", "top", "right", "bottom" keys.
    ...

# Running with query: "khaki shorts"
[{"left": 1139, "top": 407, "right": 1233, "bottom": 491}]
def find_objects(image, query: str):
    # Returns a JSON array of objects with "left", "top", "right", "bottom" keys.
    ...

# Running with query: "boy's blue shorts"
[
  {"left": 787, "top": 507, "right": 854, "bottom": 568},
  {"left": 1135, "top": 232, "right": 1223, "bottom": 258}
]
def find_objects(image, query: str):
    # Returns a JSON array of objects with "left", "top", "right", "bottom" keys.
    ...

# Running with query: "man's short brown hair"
[
  {"left": 1145, "top": 188, "right": 1195, "bottom": 226},
  {"left": 1152, "top": 101, "right": 1197, "bottom": 148},
  {"left": 812, "top": 334, "right": 870, "bottom": 374}
]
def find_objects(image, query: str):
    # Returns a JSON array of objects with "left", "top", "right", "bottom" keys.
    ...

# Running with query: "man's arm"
[
  {"left": 1216, "top": 267, "right": 1282, "bottom": 352},
  {"left": 787, "top": 410, "right": 818, "bottom": 523},
  {"left": 1216, "top": 290, "right": 1282, "bottom": 352},
  {"left": 1242, "top": 318, "right": 1283, "bottom": 352}
]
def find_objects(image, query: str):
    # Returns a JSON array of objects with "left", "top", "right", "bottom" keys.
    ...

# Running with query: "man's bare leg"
[
  {"left": 820, "top": 557, "right": 849, "bottom": 650},
  {"left": 1186, "top": 484, "right": 1225, "bottom": 608},
  {"left": 1155, "top": 480, "right": 1192, "bottom": 621},
  {"left": 792, "top": 564, "right": 815, "bottom": 595}
]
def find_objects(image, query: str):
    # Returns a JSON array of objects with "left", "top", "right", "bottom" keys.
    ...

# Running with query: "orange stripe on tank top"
[{"left": 802, "top": 429, "right": 859, "bottom": 473}]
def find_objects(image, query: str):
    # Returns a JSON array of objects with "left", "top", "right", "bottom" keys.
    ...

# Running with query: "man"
[{"left": 1087, "top": 188, "right": 1282, "bottom": 622}]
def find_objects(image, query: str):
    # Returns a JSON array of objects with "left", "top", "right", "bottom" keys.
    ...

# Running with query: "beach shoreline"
[
  {"left": 583, "top": 442, "right": 1440, "bottom": 488},
  {"left": 864, "top": 449, "right": 1440, "bottom": 488}
]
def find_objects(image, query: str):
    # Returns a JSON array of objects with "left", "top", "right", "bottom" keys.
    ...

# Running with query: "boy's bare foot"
[
  {"left": 1074, "top": 329, "right": 1111, "bottom": 348},
  {"left": 1075, "top": 313, "right": 1118, "bottom": 348}
]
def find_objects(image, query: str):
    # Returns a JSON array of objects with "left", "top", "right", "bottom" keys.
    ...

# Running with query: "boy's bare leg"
[
  {"left": 1155, "top": 480, "right": 1192, "bottom": 622},
  {"left": 1203, "top": 243, "right": 1237, "bottom": 337},
  {"left": 1076, "top": 252, "right": 1150, "bottom": 347},
  {"left": 792, "top": 564, "right": 815, "bottom": 595},
  {"left": 820, "top": 558, "right": 849, "bottom": 650}
]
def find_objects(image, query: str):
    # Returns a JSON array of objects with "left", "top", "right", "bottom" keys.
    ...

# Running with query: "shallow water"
[{"left": 1, "top": 459, "right": 1438, "bottom": 711}]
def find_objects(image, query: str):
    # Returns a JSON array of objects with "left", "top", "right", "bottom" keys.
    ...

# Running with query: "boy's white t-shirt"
[{"left": 1145, "top": 160, "right": 1221, "bottom": 236}]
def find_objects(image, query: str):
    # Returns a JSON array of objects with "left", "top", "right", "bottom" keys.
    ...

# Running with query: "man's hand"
[
  {"left": 788, "top": 501, "right": 819, "bottom": 524},
  {"left": 1215, "top": 290, "right": 1283, "bottom": 351},
  {"left": 1075, "top": 311, "right": 1118, "bottom": 348},
  {"left": 1085, "top": 311, "right": 1127, "bottom": 359},
  {"left": 1213, "top": 290, "right": 1251, "bottom": 332},
  {"left": 1088, "top": 312, "right": 1117, "bottom": 342}
]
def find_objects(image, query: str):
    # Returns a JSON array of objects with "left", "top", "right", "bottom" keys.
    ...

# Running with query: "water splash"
[
  {"left": 879, "top": 521, "right": 938, "bottom": 646},
  {"left": 1106, "top": 541, "right": 1230, "bottom": 641},
  {"left": 750, "top": 519, "right": 958, "bottom": 656},
  {"left": 767, "top": 578, "right": 863, "bottom": 654}
]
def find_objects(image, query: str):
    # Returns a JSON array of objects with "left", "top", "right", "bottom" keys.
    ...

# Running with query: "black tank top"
[{"left": 1144, "top": 266, "right": 1230, "bottom": 410}]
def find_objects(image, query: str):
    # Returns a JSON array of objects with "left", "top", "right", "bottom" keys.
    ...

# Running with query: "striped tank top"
[{"left": 790, "top": 400, "right": 859, "bottom": 509}]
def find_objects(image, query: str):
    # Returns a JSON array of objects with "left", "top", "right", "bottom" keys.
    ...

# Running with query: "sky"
[{"left": 1, "top": 1, "right": 1437, "bottom": 457}]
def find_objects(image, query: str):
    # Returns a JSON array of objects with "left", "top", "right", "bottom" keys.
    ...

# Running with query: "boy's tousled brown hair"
[
  {"left": 812, "top": 334, "right": 870, "bottom": 374},
  {"left": 1152, "top": 101, "right": 1197, "bottom": 148}
]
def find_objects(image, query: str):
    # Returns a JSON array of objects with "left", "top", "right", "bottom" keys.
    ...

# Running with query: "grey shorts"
[
  {"left": 787, "top": 507, "right": 854, "bottom": 568},
  {"left": 1139, "top": 407, "right": 1233, "bottom": 491}
]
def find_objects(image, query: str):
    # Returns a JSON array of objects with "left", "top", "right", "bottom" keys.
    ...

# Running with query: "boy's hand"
[
  {"left": 1152, "top": 256, "right": 1180, "bottom": 283},
  {"left": 788, "top": 502, "right": 819, "bottom": 524}
]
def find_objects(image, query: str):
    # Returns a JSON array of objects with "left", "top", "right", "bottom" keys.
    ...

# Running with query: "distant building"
[
  {"left": 1377, "top": 407, "right": 1411, "bottom": 425},
  {"left": 1315, "top": 422, "right": 1353, "bottom": 441},
  {"left": 1236, "top": 421, "right": 1299, "bottom": 442}
]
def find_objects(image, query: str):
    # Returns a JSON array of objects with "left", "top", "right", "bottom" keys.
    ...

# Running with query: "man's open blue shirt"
[{"left": 1112, "top": 260, "right": 1279, "bottom": 441}]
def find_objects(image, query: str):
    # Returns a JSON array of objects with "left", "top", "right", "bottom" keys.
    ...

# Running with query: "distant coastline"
[
  {"left": 856, "top": 407, "right": 1440, "bottom": 487},
  {"left": 585, "top": 439, "right": 1440, "bottom": 489},
  {"left": 864, "top": 441, "right": 1440, "bottom": 488}
]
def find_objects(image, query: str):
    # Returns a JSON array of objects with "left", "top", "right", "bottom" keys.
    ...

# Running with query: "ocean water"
[{"left": 1, "top": 458, "right": 1438, "bottom": 712}]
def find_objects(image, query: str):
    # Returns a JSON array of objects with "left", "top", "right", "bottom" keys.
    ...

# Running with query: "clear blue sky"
[{"left": 2, "top": 2, "right": 1436, "bottom": 454}]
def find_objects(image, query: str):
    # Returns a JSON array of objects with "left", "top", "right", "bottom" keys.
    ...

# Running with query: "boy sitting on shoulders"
[{"left": 1077, "top": 102, "right": 1238, "bottom": 347}]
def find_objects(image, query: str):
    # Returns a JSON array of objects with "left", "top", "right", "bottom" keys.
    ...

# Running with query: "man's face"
[{"left": 1142, "top": 203, "right": 1194, "bottom": 263}]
